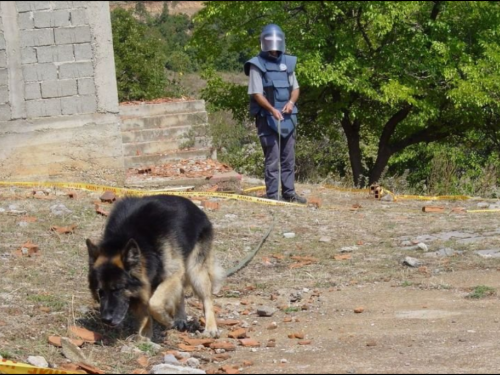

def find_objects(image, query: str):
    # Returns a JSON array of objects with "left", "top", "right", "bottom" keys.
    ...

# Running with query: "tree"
[
  {"left": 192, "top": 1, "right": 500, "bottom": 186},
  {"left": 111, "top": 8, "right": 168, "bottom": 101}
]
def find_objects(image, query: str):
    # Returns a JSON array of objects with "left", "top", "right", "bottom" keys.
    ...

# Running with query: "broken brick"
[
  {"left": 137, "top": 356, "right": 149, "bottom": 367},
  {"left": 422, "top": 206, "right": 445, "bottom": 213},
  {"left": 239, "top": 338, "right": 260, "bottom": 347},
  {"left": 298, "top": 340, "right": 312, "bottom": 345},
  {"left": 210, "top": 341, "right": 236, "bottom": 351},
  {"left": 100, "top": 191, "right": 117, "bottom": 203},
  {"left": 228, "top": 328, "right": 247, "bottom": 339},
  {"left": 307, "top": 197, "right": 322, "bottom": 208},
  {"left": 202, "top": 200, "right": 220, "bottom": 211},
  {"left": 68, "top": 326, "right": 103, "bottom": 343},
  {"left": 50, "top": 224, "right": 77, "bottom": 234},
  {"left": 177, "top": 344, "right": 199, "bottom": 352},
  {"left": 334, "top": 254, "right": 352, "bottom": 261},
  {"left": 183, "top": 338, "right": 215, "bottom": 347},
  {"left": 95, "top": 204, "right": 109, "bottom": 217},
  {"left": 212, "top": 353, "right": 231, "bottom": 362}
]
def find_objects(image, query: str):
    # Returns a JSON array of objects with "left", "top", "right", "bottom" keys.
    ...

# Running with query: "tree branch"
[
  {"left": 430, "top": 1, "right": 442, "bottom": 21},
  {"left": 391, "top": 123, "right": 457, "bottom": 153},
  {"left": 356, "top": 7, "right": 374, "bottom": 53},
  {"left": 379, "top": 105, "right": 413, "bottom": 149}
]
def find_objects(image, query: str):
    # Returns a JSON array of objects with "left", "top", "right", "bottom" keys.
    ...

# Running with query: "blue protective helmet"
[{"left": 260, "top": 24, "right": 285, "bottom": 53}]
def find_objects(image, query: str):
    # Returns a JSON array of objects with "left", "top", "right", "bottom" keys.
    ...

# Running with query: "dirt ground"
[{"left": 1, "top": 181, "right": 500, "bottom": 374}]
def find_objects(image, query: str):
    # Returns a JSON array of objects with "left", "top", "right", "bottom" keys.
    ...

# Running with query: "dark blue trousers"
[{"left": 257, "top": 117, "right": 296, "bottom": 199}]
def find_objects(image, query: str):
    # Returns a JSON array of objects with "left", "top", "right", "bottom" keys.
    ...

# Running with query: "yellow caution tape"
[
  {"left": 242, "top": 186, "right": 266, "bottom": 193},
  {"left": 0, "top": 181, "right": 304, "bottom": 207},
  {"left": 391, "top": 193, "right": 470, "bottom": 201},
  {"left": 0, "top": 359, "right": 85, "bottom": 374},
  {"left": 322, "top": 184, "right": 370, "bottom": 193},
  {"left": 466, "top": 209, "right": 500, "bottom": 213}
]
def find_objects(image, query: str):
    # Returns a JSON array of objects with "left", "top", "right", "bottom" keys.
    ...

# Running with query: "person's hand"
[
  {"left": 282, "top": 101, "right": 294, "bottom": 114},
  {"left": 272, "top": 108, "right": 284, "bottom": 121}
]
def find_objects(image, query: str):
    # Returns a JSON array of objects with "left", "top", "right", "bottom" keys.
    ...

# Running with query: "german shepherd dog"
[{"left": 86, "top": 194, "right": 224, "bottom": 340}]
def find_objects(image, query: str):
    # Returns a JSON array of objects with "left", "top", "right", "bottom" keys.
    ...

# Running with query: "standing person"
[{"left": 244, "top": 23, "right": 307, "bottom": 204}]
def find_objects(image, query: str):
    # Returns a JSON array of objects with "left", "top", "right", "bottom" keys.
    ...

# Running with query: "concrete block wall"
[
  {"left": 0, "top": 2, "right": 124, "bottom": 184},
  {"left": 0, "top": 13, "right": 9, "bottom": 121},
  {"left": 16, "top": 1, "right": 95, "bottom": 118}
]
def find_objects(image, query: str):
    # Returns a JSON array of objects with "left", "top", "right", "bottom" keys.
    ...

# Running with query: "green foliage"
[
  {"left": 192, "top": 1, "right": 500, "bottom": 187},
  {"left": 208, "top": 111, "right": 264, "bottom": 178},
  {"left": 111, "top": 8, "right": 168, "bottom": 101},
  {"left": 466, "top": 285, "right": 496, "bottom": 299}
]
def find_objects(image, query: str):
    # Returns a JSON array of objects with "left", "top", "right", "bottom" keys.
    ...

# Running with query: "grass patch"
[
  {"left": 27, "top": 294, "right": 68, "bottom": 311},
  {"left": 0, "top": 350, "right": 14, "bottom": 359},
  {"left": 466, "top": 285, "right": 496, "bottom": 299},
  {"left": 136, "top": 342, "right": 159, "bottom": 355}
]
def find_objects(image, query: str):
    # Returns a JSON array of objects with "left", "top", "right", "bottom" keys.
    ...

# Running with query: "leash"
[{"left": 225, "top": 211, "right": 276, "bottom": 277}]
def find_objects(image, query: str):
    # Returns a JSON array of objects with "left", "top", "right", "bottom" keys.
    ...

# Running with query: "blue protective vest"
[{"left": 244, "top": 52, "right": 298, "bottom": 138}]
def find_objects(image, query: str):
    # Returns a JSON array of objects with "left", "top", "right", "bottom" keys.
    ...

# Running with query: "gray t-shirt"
[{"left": 247, "top": 65, "right": 299, "bottom": 95}]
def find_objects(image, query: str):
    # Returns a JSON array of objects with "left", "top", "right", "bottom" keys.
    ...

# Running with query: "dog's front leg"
[
  {"left": 131, "top": 303, "right": 153, "bottom": 340},
  {"left": 149, "top": 273, "right": 184, "bottom": 331}
]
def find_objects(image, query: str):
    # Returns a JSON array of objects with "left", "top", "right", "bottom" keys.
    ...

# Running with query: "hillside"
[{"left": 109, "top": 1, "right": 204, "bottom": 17}]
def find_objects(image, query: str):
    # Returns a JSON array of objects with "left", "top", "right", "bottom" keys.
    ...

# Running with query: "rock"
[
  {"left": 186, "top": 358, "right": 200, "bottom": 368},
  {"left": 27, "top": 356, "right": 49, "bottom": 368},
  {"left": 425, "top": 248, "right": 462, "bottom": 258},
  {"left": 151, "top": 364, "right": 206, "bottom": 374},
  {"left": 403, "top": 257, "right": 422, "bottom": 268},
  {"left": 50, "top": 204, "right": 72, "bottom": 216},
  {"left": 257, "top": 306, "right": 276, "bottom": 317},
  {"left": 417, "top": 243, "right": 428, "bottom": 252},
  {"left": 319, "top": 237, "right": 331, "bottom": 243},
  {"left": 163, "top": 354, "right": 180, "bottom": 365},
  {"left": 341, "top": 246, "right": 359, "bottom": 253},
  {"left": 61, "top": 337, "right": 88, "bottom": 364},
  {"left": 475, "top": 249, "right": 500, "bottom": 259}
]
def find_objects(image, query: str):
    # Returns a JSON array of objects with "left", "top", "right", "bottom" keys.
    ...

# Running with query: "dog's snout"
[{"left": 101, "top": 312, "right": 114, "bottom": 325}]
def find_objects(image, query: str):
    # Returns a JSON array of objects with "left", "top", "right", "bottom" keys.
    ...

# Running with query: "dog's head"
[{"left": 86, "top": 238, "right": 143, "bottom": 327}]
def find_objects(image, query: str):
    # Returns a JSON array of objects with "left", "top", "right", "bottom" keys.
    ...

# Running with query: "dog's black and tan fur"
[{"left": 86, "top": 194, "right": 224, "bottom": 340}]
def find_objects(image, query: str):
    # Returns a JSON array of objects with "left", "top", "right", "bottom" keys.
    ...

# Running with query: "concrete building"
[{"left": 0, "top": 1, "right": 124, "bottom": 184}]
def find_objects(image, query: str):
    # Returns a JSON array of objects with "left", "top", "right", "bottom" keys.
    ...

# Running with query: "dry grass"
[{"left": 1, "top": 183, "right": 500, "bottom": 373}]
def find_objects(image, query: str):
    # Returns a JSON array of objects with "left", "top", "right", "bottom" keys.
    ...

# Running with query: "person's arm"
[
  {"left": 282, "top": 71, "right": 299, "bottom": 114},
  {"left": 252, "top": 93, "right": 284, "bottom": 120},
  {"left": 282, "top": 88, "right": 299, "bottom": 114},
  {"left": 249, "top": 65, "right": 284, "bottom": 120}
]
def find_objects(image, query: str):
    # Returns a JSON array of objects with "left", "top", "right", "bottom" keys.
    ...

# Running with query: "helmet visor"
[{"left": 261, "top": 30, "right": 285, "bottom": 52}]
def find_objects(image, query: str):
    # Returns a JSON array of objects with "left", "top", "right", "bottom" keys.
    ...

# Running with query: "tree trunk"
[
  {"left": 341, "top": 111, "right": 363, "bottom": 187},
  {"left": 369, "top": 106, "right": 413, "bottom": 184}
]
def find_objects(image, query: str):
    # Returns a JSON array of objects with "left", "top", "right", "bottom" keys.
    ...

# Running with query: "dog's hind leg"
[{"left": 187, "top": 243, "right": 222, "bottom": 338}]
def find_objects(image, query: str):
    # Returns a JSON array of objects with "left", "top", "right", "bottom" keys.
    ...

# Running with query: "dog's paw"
[
  {"left": 173, "top": 319, "right": 189, "bottom": 332},
  {"left": 201, "top": 328, "right": 220, "bottom": 339},
  {"left": 126, "top": 334, "right": 151, "bottom": 343}
]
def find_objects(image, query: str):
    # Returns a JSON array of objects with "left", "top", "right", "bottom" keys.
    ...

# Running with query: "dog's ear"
[
  {"left": 123, "top": 239, "right": 141, "bottom": 271},
  {"left": 86, "top": 239, "right": 99, "bottom": 265}
]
